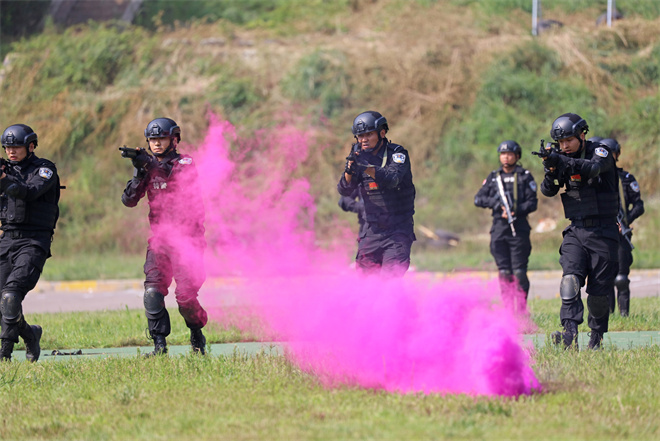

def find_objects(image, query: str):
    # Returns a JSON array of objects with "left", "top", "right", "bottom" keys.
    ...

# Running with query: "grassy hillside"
[{"left": 1, "top": 0, "right": 659, "bottom": 274}]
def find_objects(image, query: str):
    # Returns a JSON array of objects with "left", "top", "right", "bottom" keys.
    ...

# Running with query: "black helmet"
[
  {"left": 497, "top": 140, "right": 521, "bottom": 157},
  {"left": 2, "top": 124, "right": 38, "bottom": 148},
  {"left": 587, "top": 136, "right": 603, "bottom": 143},
  {"left": 550, "top": 113, "right": 589, "bottom": 141},
  {"left": 144, "top": 118, "right": 181, "bottom": 142},
  {"left": 351, "top": 111, "right": 389, "bottom": 136},
  {"left": 599, "top": 138, "right": 620, "bottom": 155}
]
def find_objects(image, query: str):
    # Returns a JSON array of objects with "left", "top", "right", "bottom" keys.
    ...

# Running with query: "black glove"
[
  {"left": 543, "top": 152, "right": 561, "bottom": 168},
  {"left": 132, "top": 149, "right": 154, "bottom": 170},
  {"left": 544, "top": 165, "right": 559, "bottom": 179},
  {"left": 344, "top": 157, "right": 357, "bottom": 175},
  {"left": 354, "top": 154, "right": 371, "bottom": 174}
]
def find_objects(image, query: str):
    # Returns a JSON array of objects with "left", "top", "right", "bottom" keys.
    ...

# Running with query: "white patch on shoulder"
[
  {"left": 392, "top": 153, "right": 406, "bottom": 164},
  {"left": 530, "top": 181, "right": 537, "bottom": 192},
  {"left": 630, "top": 181, "right": 640, "bottom": 193},
  {"left": 595, "top": 147, "right": 609, "bottom": 158},
  {"left": 178, "top": 157, "right": 193, "bottom": 165},
  {"left": 39, "top": 168, "right": 53, "bottom": 179}
]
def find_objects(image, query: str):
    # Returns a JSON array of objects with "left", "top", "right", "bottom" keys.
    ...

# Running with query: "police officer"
[
  {"left": 337, "top": 111, "right": 415, "bottom": 277},
  {"left": 599, "top": 138, "right": 644, "bottom": 317},
  {"left": 121, "top": 118, "right": 208, "bottom": 356},
  {"left": 474, "top": 141, "right": 538, "bottom": 309},
  {"left": 0, "top": 124, "right": 60, "bottom": 362},
  {"left": 538, "top": 113, "right": 619, "bottom": 350}
]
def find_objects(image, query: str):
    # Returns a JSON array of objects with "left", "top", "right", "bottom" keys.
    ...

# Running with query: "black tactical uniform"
[
  {"left": 0, "top": 124, "right": 59, "bottom": 362},
  {"left": 474, "top": 141, "right": 537, "bottom": 302},
  {"left": 338, "top": 111, "right": 415, "bottom": 277},
  {"left": 599, "top": 138, "right": 644, "bottom": 316},
  {"left": 539, "top": 114, "right": 619, "bottom": 350},
  {"left": 121, "top": 118, "right": 208, "bottom": 355},
  {"left": 338, "top": 189, "right": 366, "bottom": 239}
]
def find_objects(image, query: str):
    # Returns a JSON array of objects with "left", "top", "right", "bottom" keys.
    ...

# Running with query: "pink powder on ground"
[{"left": 191, "top": 114, "right": 539, "bottom": 396}]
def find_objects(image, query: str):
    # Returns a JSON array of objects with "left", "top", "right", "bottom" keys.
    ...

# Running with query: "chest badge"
[
  {"left": 570, "top": 174, "right": 581, "bottom": 182},
  {"left": 368, "top": 182, "right": 379, "bottom": 190}
]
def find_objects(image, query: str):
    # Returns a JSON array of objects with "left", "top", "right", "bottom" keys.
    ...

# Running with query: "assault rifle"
[
  {"left": 617, "top": 207, "right": 634, "bottom": 250},
  {"left": 495, "top": 174, "right": 516, "bottom": 237},
  {"left": 531, "top": 139, "right": 561, "bottom": 159}
]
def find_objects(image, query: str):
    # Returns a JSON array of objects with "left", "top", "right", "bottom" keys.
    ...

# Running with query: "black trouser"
[
  {"left": 356, "top": 225, "right": 414, "bottom": 278},
  {"left": 610, "top": 238, "right": 634, "bottom": 312},
  {"left": 558, "top": 224, "right": 619, "bottom": 333},
  {"left": 490, "top": 221, "right": 531, "bottom": 296},
  {"left": 0, "top": 232, "right": 51, "bottom": 342},
  {"left": 144, "top": 237, "right": 208, "bottom": 336}
]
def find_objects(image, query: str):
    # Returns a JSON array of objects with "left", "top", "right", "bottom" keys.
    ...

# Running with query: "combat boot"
[
  {"left": 190, "top": 328, "right": 206, "bottom": 355},
  {"left": 144, "top": 333, "right": 168, "bottom": 357},
  {"left": 551, "top": 320, "right": 579, "bottom": 350},
  {"left": 22, "top": 325, "right": 42, "bottom": 362},
  {"left": 0, "top": 339, "right": 14, "bottom": 361},
  {"left": 588, "top": 330, "right": 604, "bottom": 350}
]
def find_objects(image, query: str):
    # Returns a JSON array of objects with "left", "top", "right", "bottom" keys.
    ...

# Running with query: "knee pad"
[
  {"left": 143, "top": 288, "right": 166, "bottom": 319},
  {"left": 513, "top": 268, "right": 530, "bottom": 292},
  {"left": 614, "top": 275, "right": 630, "bottom": 292},
  {"left": 498, "top": 269, "right": 513, "bottom": 282},
  {"left": 560, "top": 275, "right": 582, "bottom": 303},
  {"left": 0, "top": 291, "right": 23, "bottom": 324},
  {"left": 587, "top": 295, "right": 610, "bottom": 320}
]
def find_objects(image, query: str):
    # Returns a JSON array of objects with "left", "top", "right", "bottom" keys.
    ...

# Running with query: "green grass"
[
  {"left": 18, "top": 298, "right": 660, "bottom": 353},
  {"left": 16, "top": 308, "right": 262, "bottom": 352},
  {"left": 2, "top": 306, "right": 660, "bottom": 439},
  {"left": 529, "top": 296, "right": 660, "bottom": 333}
]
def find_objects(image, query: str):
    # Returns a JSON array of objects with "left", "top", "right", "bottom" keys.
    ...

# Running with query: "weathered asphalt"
[{"left": 23, "top": 269, "right": 660, "bottom": 314}]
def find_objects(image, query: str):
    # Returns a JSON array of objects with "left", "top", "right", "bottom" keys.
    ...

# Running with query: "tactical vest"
[
  {"left": 560, "top": 144, "right": 618, "bottom": 220},
  {"left": 360, "top": 143, "right": 415, "bottom": 227},
  {"left": 0, "top": 157, "right": 60, "bottom": 231}
]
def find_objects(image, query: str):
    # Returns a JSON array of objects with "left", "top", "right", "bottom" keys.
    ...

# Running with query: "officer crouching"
[
  {"left": 537, "top": 113, "right": 619, "bottom": 350},
  {"left": 0, "top": 124, "right": 61, "bottom": 362},
  {"left": 337, "top": 111, "right": 416, "bottom": 277}
]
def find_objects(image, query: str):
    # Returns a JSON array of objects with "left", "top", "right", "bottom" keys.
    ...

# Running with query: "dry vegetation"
[{"left": 0, "top": 1, "right": 658, "bottom": 262}]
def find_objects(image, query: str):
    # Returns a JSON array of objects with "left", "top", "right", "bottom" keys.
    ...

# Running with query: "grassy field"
[{"left": 2, "top": 299, "right": 660, "bottom": 440}]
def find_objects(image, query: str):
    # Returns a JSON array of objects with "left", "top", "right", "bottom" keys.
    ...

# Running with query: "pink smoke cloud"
[{"left": 191, "top": 113, "right": 539, "bottom": 396}]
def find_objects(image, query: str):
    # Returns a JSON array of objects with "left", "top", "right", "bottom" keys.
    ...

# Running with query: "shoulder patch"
[
  {"left": 392, "top": 152, "right": 406, "bottom": 164},
  {"left": 530, "top": 181, "right": 537, "bottom": 192},
  {"left": 38, "top": 167, "right": 54, "bottom": 180},
  {"left": 594, "top": 147, "right": 609, "bottom": 158},
  {"left": 630, "top": 181, "right": 640, "bottom": 193},
  {"left": 178, "top": 157, "right": 193, "bottom": 165},
  {"left": 482, "top": 178, "right": 487, "bottom": 186},
  {"left": 524, "top": 170, "right": 530, "bottom": 174}
]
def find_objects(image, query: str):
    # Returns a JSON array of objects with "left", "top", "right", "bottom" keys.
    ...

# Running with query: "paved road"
[{"left": 23, "top": 269, "right": 660, "bottom": 314}]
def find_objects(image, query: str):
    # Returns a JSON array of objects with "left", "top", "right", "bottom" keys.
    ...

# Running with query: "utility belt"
[
  {"left": 570, "top": 217, "right": 617, "bottom": 228},
  {"left": 1, "top": 229, "right": 52, "bottom": 239}
]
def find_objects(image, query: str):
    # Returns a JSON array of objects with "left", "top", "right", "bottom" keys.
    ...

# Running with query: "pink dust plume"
[{"left": 191, "top": 113, "right": 539, "bottom": 397}]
